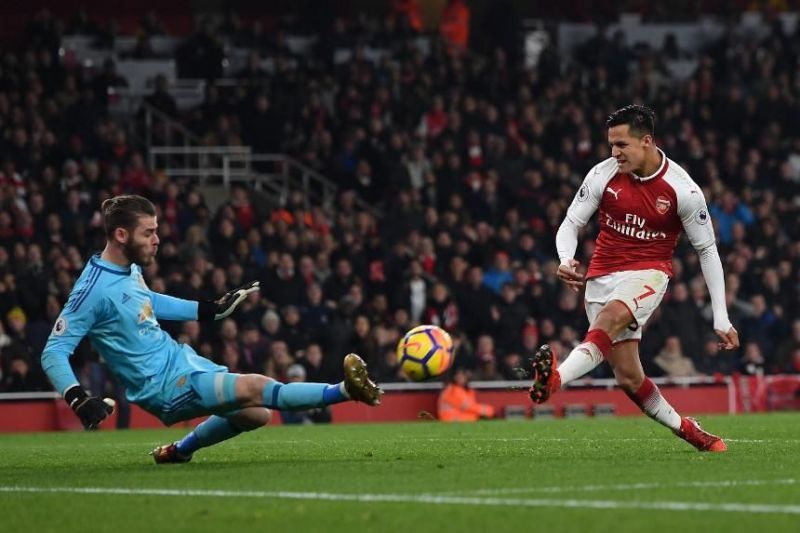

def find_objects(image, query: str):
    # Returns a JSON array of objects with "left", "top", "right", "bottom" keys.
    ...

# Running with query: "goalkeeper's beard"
[{"left": 124, "top": 238, "right": 156, "bottom": 266}]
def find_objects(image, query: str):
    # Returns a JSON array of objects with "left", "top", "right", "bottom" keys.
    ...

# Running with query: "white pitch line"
[
  {"left": 441, "top": 478, "right": 799, "bottom": 496},
  {"left": 1, "top": 486, "right": 799, "bottom": 515}
]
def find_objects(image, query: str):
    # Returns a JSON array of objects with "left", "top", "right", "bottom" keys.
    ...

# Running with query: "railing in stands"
[
  {"left": 138, "top": 102, "right": 379, "bottom": 215},
  {"left": 139, "top": 101, "right": 202, "bottom": 151},
  {"left": 148, "top": 145, "right": 252, "bottom": 184},
  {"left": 149, "top": 145, "right": 380, "bottom": 216}
]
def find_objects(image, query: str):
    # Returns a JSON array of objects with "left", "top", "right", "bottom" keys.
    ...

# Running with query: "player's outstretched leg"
[
  {"left": 529, "top": 344, "right": 560, "bottom": 403},
  {"left": 259, "top": 353, "right": 383, "bottom": 409},
  {"left": 622, "top": 375, "right": 726, "bottom": 453},
  {"left": 150, "top": 354, "right": 382, "bottom": 464}
]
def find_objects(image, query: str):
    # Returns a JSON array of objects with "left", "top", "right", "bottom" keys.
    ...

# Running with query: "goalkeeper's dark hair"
[
  {"left": 606, "top": 104, "right": 656, "bottom": 138},
  {"left": 102, "top": 195, "right": 156, "bottom": 238}
]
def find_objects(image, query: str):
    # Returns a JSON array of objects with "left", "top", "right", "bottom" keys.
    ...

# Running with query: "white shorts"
[{"left": 584, "top": 269, "right": 670, "bottom": 343}]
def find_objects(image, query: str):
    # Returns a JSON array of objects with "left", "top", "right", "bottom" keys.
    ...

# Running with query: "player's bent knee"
[{"left": 234, "top": 374, "right": 271, "bottom": 406}]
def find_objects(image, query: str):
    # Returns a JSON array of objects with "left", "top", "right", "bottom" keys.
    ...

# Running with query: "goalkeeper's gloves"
[
  {"left": 64, "top": 386, "right": 115, "bottom": 430},
  {"left": 198, "top": 280, "right": 260, "bottom": 320}
]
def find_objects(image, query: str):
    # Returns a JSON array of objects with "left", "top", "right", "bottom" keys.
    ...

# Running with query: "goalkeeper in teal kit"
[{"left": 41, "top": 195, "right": 382, "bottom": 463}]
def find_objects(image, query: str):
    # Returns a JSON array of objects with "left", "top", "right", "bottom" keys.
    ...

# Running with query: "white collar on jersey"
[{"left": 631, "top": 148, "right": 667, "bottom": 182}]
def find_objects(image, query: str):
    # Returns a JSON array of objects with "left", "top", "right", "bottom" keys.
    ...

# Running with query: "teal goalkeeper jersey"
[{"left": 41, "top": 254, "right": 200, "bottom": 401}]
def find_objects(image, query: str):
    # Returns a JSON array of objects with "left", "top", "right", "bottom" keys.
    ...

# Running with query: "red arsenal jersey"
[{"left": 563, "top": 150, "right": 715, "bottom": 279}]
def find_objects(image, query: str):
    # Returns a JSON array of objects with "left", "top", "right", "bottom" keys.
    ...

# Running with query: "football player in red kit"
[{"left": 530, "top": 105, "right": 739, "bottom": 452}]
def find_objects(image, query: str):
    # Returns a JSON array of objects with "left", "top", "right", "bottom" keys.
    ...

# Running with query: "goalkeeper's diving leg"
[{"left": 152, "top": 353, "right": 382, "bottom": 463}]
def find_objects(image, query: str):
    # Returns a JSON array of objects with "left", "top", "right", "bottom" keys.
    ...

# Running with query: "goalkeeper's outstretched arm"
[{"left": 150, "top": 280, "right": 260, "bottom": 321}]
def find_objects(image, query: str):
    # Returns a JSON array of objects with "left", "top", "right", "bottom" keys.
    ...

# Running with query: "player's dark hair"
[
  {"left": 606, "top": 104, "right": 655, "bottom": 138},
  {"left": 102, "top": 195, "right": 156, "bottom": 238}
]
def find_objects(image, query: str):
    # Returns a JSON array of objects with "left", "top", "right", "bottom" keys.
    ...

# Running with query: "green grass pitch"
[{"left": 1, "top": 413, "right": 798, "bottom": 532}]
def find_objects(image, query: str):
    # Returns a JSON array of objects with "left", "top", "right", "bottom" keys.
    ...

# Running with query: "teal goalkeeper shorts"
[{"left": 140, "top": 345, "right": 242, "bottom": 426}]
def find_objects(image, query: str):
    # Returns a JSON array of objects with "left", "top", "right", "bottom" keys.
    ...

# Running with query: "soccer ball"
[{"left": 397, "top": 325, "right": 455, "bottom": 381}]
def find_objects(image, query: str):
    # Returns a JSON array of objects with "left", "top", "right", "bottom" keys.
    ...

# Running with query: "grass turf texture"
[{"left": 1, "top": 413, "right": 798, "bottom": 533}]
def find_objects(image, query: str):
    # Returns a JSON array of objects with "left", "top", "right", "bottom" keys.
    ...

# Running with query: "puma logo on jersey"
[{"left": 605, "top": 186, "right": 622, "bottom": 200}]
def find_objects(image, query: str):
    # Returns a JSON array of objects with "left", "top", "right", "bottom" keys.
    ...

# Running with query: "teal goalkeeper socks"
[
  {"left": 177, "top": 415, "right": 240, "bottom": 456},
  {"left": 262, "top": 381, "right": 348, "bottom": 410}
]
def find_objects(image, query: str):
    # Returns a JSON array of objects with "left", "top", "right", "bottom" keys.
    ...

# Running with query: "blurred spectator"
[
  {"left": 456, "top": 266, "right": 495, "bottom": 339},
  {"left": 694, "top": 334, "right": 736, "bottom": 376},
  {"left": 439, "top": 0, "right": 470, "bottom": 52},
  {"left": 438, "top": 367, "right": 495, "bottom": 422},
  {"left": 776, "top": 320, "right": 800, "bottom": 373},
  {"left": 473, "top": 335, "right": 503, "bottom": 381},
  {"left": 142, "top": 74, "right": 177, "bottom": 118},
  {"left": 279, "top": 364, "right": 332, "bottom": 424},
  {"left": 423, "top": 282, "right": 459, "bottom": 331},
  {"left": 741, "top": 295, "right": 781, "bottom": 367},
  {"left": 709, "top": 191, "right": 755, "bottom": 246},
  {"left": 1, "top": 354, "right": 42, "bottom": 392},
  {"left": 652, "top": 336, "right": 700, "bottom": 378},
  {"left": 483, "top": 252, "right": 513, "bottom": 294},
  {"left": 740, "top": 342, "right": 766, "bottom": 376},
  {"left": 663, "top": 283, "right": 704, "bottom": 360}
]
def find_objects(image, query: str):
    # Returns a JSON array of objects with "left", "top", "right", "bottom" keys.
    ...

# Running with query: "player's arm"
[
  {"left": 678, "top": 186, "right": 739, "bottom": 350},
  {"left": 150, "top": 292, "right": 200, "bottom": 321},
  {"left": 151, "top": 281, "right": 260, "bottom": 321},
  {"left": 41, "top": 290, "right": 114, "bottom": 430},
  {"left": 555, "top": 164, "right": 604, "bottom": 291}
]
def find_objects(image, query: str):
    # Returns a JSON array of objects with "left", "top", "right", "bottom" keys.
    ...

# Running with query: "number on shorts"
[
  {"left": 632, "top": 285, "right": 656, "bottom": 311},
  {"left": 635, "top": 285, "right": 655, "bottom": 301}
]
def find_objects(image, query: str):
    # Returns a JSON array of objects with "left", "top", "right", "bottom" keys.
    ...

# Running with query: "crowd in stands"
[{"left": 1, "top": 6, "right": 799, "bottom": 397}]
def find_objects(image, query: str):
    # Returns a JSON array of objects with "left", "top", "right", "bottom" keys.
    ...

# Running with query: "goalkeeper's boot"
[
  {"left": 529, "top": 344, "right": 560, "bottom": 404},
  {"left": 343, "top": 353, "right": 383, "bottom": 406},
  {"left": 151, "top": 442, "right": 193, "bottom": 464},
  {"left": 674, "top": 417, "right": 727, "bottom": 452}
]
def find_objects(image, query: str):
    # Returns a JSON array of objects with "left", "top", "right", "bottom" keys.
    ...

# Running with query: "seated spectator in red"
[{"left": 118, "top": 152, "right": 152, "bottom": 194}]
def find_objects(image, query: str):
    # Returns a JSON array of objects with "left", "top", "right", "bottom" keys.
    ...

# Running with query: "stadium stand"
[{"left": 0, "top": 4, "right": 798, "bottom": 403}]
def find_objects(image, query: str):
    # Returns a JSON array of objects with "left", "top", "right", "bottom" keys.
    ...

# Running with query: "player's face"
[
  {"left": 608, "top": 125, "right": 651, "bottom": 174},
  {"left": 124, "top": 215, "right": 160, "bottom": 265}
]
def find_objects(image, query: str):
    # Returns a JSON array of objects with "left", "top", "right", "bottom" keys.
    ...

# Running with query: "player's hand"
[
  {"left": 199, "top": 281, "right": 260, "bottom": 320},
  {"left": 715, "top": 326, "right": 739, "bottom": 351},
  {"left": 64, "top": 386, "right": 115, "bottom": 430},
  {"left": 214, "top": 280, "right": 260, "bottom": 319},
  {"left": 557, "top": 259, "right": 584, "bottom": 292}
]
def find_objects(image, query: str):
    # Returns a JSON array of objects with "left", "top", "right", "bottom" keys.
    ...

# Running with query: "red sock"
[
  {"left": 583, "top": 329, "right": 612, "bottom": 359},
  {"left": 628, "top": 377, "right": 657, "bottom": 409}
]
